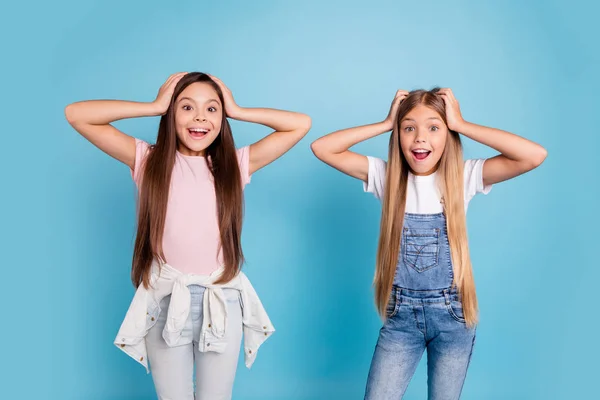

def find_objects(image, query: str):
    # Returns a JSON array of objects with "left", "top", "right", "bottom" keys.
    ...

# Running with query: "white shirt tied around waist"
[{"left": 114, "top": 261, "right": 275, "bottom": 373}]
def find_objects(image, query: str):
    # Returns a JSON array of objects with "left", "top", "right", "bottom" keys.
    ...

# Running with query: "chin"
[
  {"left": 412, "top": 167, "right": 431, "bottom": 174},
  {"left": 179, "top": 136, "right": 218, "bottom": 153},
  {"left": 407, "top": 161, "right": 436, "bottom": 176}
]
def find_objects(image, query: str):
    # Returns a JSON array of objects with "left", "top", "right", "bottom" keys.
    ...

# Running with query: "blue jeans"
[
  {"left": 146, "top": 285, "right": 243, "bottom": 400},
  {"left": 364, "top": 287, "right": 476, "bottom": 400}
]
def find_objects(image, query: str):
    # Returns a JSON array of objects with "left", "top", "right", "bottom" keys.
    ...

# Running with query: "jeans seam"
[
  {"left": 457, "top": 332, "right": 476, "bottom": 397},
  {"left": 387, "top": 288, "right": 400, "bottom": 318},
  {"left": 412, "top": 306, "right": 427, "bottom": 337}
]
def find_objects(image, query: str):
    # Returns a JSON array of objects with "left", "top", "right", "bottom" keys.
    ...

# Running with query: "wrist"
[
  {"left": 450, "top": 118, "right": 468, "bottom": 133},
  {"left": 148, "top": 101, "right": 167, "bottom": 116},
  {"left": 381, "top": 119, "right": 394, "bottom": 132},
  {"left": 227, "top": 105, "right": 244, "bottom": 120}
]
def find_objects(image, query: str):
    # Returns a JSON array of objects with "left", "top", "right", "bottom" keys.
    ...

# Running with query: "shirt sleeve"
[
  {"left": 131, "top": 139, "right": 151, "bottom": 186},
  {"left": 463, "top": 158, "right": 492, "bottom": 205},
  {"left": 236, "top": 146, "right": 252, "bottom": 187},
  {"left": 363, "top": 156, "right": 387, "bottom": 201}
]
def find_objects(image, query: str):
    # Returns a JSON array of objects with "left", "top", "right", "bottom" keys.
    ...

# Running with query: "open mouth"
[
  {"left": 188, "top": 128, "right": 210, "bottom": 139},
  {"left": 412, "top": 149, "right": 432, "bottom": 161}
]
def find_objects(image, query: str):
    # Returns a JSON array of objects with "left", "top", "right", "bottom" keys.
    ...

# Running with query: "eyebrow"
[{"left": 177, "top": 97, "right": 221, "bottom": 104}]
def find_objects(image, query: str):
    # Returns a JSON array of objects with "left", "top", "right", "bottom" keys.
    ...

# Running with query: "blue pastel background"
[{"left": 2, "top": 0, "right": 597, "bottom": 398}]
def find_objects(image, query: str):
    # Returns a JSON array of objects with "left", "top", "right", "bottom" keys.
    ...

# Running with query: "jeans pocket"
[
  {"left": 385, "top": 288, "right": 399, "bottom": 318},
  {"left": 146, "top": 300, "right": 160, "bottom": 330},
  {"left": 447, "top": 300, "right": 466, "bottom": 323},
  {"left": 403, "top": 228, "right": 440, "bottom": 272}
]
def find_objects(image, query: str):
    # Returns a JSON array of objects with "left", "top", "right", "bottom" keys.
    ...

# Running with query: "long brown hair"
[
  {"left": 375, "top": 88, "right": 478, "bottom": 326},
  {"left": 132, "top": 72, "right": 244, "bottom": 288}
]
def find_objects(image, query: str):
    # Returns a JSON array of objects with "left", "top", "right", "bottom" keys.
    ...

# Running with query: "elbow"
[
  {"left": 64, "top": 103, "right": 79, "bottom": 126},
  {"left": 300, "top": 114, "right": 312, "bottom": 134},
  {"left": 310, "top": 139, "right": 324, "bottom": 160},
  {"left": 291, "top": 115, "right": 312, "bottom": 142},
  {"left": 531, "top": 146, "right": 548, "bottom": 169},
  {"left": 310, "top": 139, "right": 333, "bottom": 163}
]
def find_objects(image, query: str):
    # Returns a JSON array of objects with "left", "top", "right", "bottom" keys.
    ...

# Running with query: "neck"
[
  {"left": 177, "top": 144, "right": 206, "bottom": 157},
  {"left": 411, "top": 164, "right": 439, "bottom": 176}
]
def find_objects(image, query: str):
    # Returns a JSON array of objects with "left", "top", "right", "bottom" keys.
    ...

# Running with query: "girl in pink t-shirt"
[{"left": 66, "top": 72, "right": 311, "bottom": 399}]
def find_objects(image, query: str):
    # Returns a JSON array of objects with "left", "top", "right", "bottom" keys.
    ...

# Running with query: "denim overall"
[{"left": 365, "top": 212, "right": 476, "bottom": 400}]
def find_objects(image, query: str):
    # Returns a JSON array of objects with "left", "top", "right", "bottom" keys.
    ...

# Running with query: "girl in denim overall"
[
  {"left": 311, "top": 88, "right": 546, "bottom": 399},
  {"left": 65, "top": 72, "right": 311, "bottom": 399}
]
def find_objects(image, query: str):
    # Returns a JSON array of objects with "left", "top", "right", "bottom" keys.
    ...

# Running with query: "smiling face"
[
  {"left": 398, "top": 104, "right": 449, "bottom": 176},
  {"left": 174, "top": 82, "right": 224, "bottom": 156}
]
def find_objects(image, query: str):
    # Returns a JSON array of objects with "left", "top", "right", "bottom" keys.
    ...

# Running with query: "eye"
[
  {"left": 431, "top": 126, "right": 439, "bottom": 132},
  {"left": 208, "top": 106, "right": 217, "bottom": 112},
  {"left": 182, "top": 104, "right": 192, "bottom": 111},
  {"left": 404, "top": 126, "right": 415, "bottom": 132}
]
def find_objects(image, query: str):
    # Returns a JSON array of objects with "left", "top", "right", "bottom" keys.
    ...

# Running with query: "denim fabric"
[{"left": 365, "top": 213, "right": 476, "bottom": 400}]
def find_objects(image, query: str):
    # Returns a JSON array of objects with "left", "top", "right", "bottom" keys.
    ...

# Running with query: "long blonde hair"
[{"left": 375, "top": 88, "right": 478, "bottom": 327}]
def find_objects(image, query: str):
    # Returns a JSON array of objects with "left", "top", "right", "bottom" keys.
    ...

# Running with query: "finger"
[
  {"left": 211, "top": 77, "right": 226, "bottom": 89},
  {"left": 166, "top": 75, "right": 181, "bottom": 88},
  {"left": 172, "top": 73, "right": 187, "bottom": 84},
  {"left": 439, "top": 94, "right": 454, "bottom": 103},
  {"left": 168, "top": 72, "right": 185, "bottom": 83},
  {"left": 162, "top": 75, "right": 175, "bottom": 88},
  {"left": 163, "top": 78, "right": 178, "bottom": 91},
  {"left": 441, "top": 89, "right": 453, "bottom": 99},
  {"left": 166, "top": 74, "right": 186, "bottom": 91},
  {"left": 443, "top": 90, "right": 454, "bottom": 99},
  {"left": 163, "top": 73, "right": 181, "bottom": 88}
]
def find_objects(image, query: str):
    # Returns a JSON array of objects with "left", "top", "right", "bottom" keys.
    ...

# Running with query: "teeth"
[
  {"left": 190, "top": 129, "right": 208, "bottom": 133},
  {"left": 413, "top": 149, "right": 430, "bottom": 153}
]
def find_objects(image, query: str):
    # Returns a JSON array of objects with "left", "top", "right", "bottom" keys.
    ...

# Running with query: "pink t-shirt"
[{"left": 131, "top": 139, "right": 252, "bottom": 275}]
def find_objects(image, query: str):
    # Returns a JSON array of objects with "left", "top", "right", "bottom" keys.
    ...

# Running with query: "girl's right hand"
[
  {"left": 383, "top": 90, "right": 409, "bottom": 130},
  {"left": 153, "top": 72, "right": 187, "bottom": 115},
  {"left": 311, "top": 91, "right": 410, "bottom": 182}
]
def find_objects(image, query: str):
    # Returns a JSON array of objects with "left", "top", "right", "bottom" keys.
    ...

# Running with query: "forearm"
[
  {"left": 455, "top": 120, "right": 547, "bottom": 164},
  {"left": 229, "top": 107, "right": 311, "bottom": 133},
  {"left": 312, "top": 120, "right": 391, "bottom": 154},
  {"left": 65, "top": 100, "right": 162, "bottom": 126}
]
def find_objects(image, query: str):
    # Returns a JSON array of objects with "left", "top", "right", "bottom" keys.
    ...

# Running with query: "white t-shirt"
[{"left": 363, "top": 157, "right": 492, "bottom": 213}]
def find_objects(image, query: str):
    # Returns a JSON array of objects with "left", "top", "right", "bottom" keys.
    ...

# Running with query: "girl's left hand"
[
  {"left": 437, "top": 88, "right": 466, "bottom": 132},
  {"left": 209, "top": 75, "right": 242, "bottom": 119}
]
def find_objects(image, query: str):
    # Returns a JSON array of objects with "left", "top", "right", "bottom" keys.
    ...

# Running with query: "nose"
[
  {"left": 194, "top": 115, "right": 207, "bottom": 123},
  {"left": 414, "top": 132, "right": 427, "bottom": 143}
]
